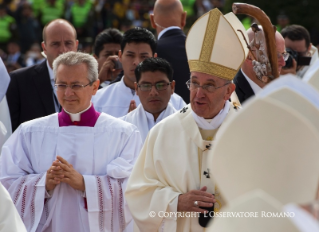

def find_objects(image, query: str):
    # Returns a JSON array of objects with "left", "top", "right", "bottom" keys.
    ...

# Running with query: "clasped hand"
[{"left": 45, "top": 156, "right": 85, "bottom": 192}]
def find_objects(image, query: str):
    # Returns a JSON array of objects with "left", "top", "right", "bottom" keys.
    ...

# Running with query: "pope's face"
[
  {"left": 190, "top": 72, "right": 235, "bottom": 119},
  {"left": 135, "top": 71, "right": 175, "bottom": 118},
  {"left": 55, "top": 63, "right": 99, "bottom": 113}
]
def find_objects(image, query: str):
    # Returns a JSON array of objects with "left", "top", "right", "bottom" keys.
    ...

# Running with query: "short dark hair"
[
  {"left": 135, "top": 57, "right": 173, "bottom": 83},
  {"left": 93, "top": 28, "right": 123, "bottom": 57},
  {"left": 281, "top": 25, "right": 311, "bottom": 49},
  {"left": 121, "top": 27, "right": 156, "bottom": 54}
]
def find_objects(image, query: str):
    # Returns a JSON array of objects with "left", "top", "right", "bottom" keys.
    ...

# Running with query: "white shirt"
[
  {"left": 158, "top": 26, "right": 181, "bottom": 40},
  {"left": 92, "top": 76, "right": 186, "bottom": 118},
  {"left": 46, "top": 60, "right": 60, "bottom": 112},
  {"left": 241, "top": 68, "right": 262, "bottom": 94}
]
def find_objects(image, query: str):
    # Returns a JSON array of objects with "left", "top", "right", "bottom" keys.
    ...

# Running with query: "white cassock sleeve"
[
  {"left": 0, "top": 127, "right": 47, "bottom": 232},
  {"left": 83, "top": 129, "right": 142, "bottom": 232},
  {"left": 0, "top": 182, "right": 27, "bottom": 232}
]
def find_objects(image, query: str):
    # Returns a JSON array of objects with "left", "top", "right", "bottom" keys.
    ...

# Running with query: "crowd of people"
[{"left": 1, "top": 0, "right": 319, "bottom": 231}]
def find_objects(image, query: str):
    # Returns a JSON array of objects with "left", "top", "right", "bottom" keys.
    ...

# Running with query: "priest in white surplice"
[
  {"left": 121, "top": 57, "right": 177, "bottom": 142},
  {"left": 0, "top": 52, "right": 142, "bottom": 232},
  {"left": 92, "top": 27, "right": 186, "bottom": 118},
  {"left": 125, "top": 9, "right": 249, "bottom": 232}
]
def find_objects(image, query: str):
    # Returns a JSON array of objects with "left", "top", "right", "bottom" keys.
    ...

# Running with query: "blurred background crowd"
[{"left": 0, "top": 0, "right": 318, "bottom": 73}]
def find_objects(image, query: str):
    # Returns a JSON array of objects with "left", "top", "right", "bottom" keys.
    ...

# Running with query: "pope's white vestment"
[
  {"left": 0, "top": 113, "right": 142, "bottom": 232},
  {"left": 125, "top": 102, "right": 237, "bottom": 232},
  {"left": 0, "top": 182, "right": 27, "bottom": 232},
  {"left": 92, "top": 77, "right": 186, "bottom": 117},
  {"left": 120, "top": 102, "right": 177, "bottom": 142}
]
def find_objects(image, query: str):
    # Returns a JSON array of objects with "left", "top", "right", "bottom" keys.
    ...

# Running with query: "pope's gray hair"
[{"left": 53, "top": 51, "right": 98, "bottom": 83}]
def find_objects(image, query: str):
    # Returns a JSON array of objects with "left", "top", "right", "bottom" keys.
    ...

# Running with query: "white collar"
[
  {"left": 192, "top": 100, "right": 230, "bottom": 130},
  {"left": 63, "top": 102, "right": 92, "bottom": 122},
  {"left": 120, "top": 76, "right": 136, "bottom": 96},
  {"left": 158, "top": 26, "right": 181, "bottom": 40},
  {"left": 144, "top": 108, "right": 166, "bottom": 124},
  {"left": 46, "top": 60, "right": 54, "bottom": 82},
  {"left": 241, "top": 68, "right": 262, "bottom": 94}
]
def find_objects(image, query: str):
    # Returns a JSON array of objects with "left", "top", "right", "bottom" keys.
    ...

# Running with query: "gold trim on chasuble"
[{"left": 189, "top": 9, "right": 237, "bottom": 81}]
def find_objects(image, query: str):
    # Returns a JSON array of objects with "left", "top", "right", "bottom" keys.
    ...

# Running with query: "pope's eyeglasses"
[{"left": 186, "top": 80, "right": 230, "bottom": 93}]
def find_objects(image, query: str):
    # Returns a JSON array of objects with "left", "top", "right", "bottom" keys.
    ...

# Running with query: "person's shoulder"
[
  {"left": 97, "top": 112, "right": 138, "bottom": 134},
  {"left": 94, "top": 81, "right": 120, "bottom": 99},
  {"left": 149, "top": 109, "right": 180, "bottom": 133},
  {"left": 9, "top": 60, "right": 47, "bottom": 78},
  {"left": 19, "top": 113, "right": 58, "bottom": 132}
]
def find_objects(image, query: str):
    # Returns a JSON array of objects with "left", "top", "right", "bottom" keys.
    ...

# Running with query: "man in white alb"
[
  {"left": 0, "top": 52, "right": 142, "bottom": 232},
  {"left": 121, "top": 57, "right": 177, "bottom": 142}
]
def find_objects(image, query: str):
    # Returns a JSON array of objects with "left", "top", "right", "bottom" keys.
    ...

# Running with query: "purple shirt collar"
[{"left": 58, "top": 104, "right": 101, "bottom": 127}]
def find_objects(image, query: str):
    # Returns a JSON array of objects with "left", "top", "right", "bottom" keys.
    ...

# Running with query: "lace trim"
[
  {"left": 97, "top": 176, "right": 104, "bottom": 232},
  {"left": 118, "top": 179, "right": 124, "bottom": 231},
  {"left": 107, "top": 176, "right": 114, "bottom": 232},
  {"left": 31, "top": 177, "right": 42, "bottom": 229},
  {"left": 21, "top": 186, "right": 27, "bottom": 220},
  {"left": 14, "top": 176, "right": 27, "bottom": 204}
]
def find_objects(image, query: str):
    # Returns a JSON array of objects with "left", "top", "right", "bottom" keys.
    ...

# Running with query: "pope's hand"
[
  {"left": 45, "top": 159, "right": 64, "bottom": 191},
  {"left": 177, "top": 186, "right": 216, "bottom": 213},
  {"left": 53, "top": 156, "right": 85, "bottom": 192}
]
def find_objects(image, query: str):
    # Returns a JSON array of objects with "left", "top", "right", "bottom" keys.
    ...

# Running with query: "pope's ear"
[
  {"left": 225, "top": 83, "right": 235, "bottom": 100},
  {"left": 154, "top": 53, "right": 158, "bottom": 58}
]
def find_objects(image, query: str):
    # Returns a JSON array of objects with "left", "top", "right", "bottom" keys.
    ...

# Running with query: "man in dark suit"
[
  {"left": 233, "top": 26, "right": 286, "bottom": 104},
  {"left": 150, "top": 0, "right": 190, "bottom": 103},
  {"left": 6, "top": 19, "right": 78, "bottom": 131}
]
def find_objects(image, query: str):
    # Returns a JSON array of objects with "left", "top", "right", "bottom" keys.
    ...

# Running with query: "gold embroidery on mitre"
[
  {"left": 199, "top": 9, "right": 221, "bottom": 62},
  {"left": 189, "top": 60, "right": 237, "bottom": 81}
]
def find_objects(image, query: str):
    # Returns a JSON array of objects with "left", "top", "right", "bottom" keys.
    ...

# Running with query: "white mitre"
[
  {"left": 185, "top": 8, "right": 249, "bottom": 81},
  {"left": 208, "top": 96, "right": 319, "bottom": 205},
  {"left": 207, "top": 190, "right": 301, "bottom": 232},
  {"left": 303, "top": 58, "right": 319, "bottom": 93},
  {"left": 256, "top": 74, "right": 319, "bottom": 133}
]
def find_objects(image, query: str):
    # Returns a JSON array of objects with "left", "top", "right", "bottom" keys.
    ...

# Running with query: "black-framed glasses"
[
  {"left": 186, "top": 80, "right": 230, "bottom": 93},
  {"left": 137, "top": 82, "right": 171, "bottom": 91},
  {"left": 54, "top": 82, "right": 93, "bottom": 91}
]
